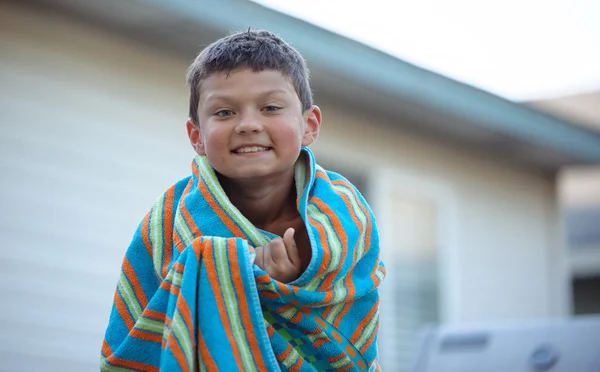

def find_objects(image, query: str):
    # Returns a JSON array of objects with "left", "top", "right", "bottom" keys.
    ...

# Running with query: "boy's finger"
[
  {"left": 268, "top": 238, "right": 288, "bottom": 263},
  {"left": 254, "top": 246, "right": 264, "bottom": 269},
  {"left": 263, "top": 240, "right": 276, "bottom": 269},
  {"left": 283, "top": 228, "right": 300, "bottom": 266}
]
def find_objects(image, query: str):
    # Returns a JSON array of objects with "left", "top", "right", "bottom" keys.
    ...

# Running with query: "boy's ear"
[
  {"left": 301, "top": 105, "right": 321, "bottom": 146},
  {"left": 186, "top": 119, "right": 206, "bottom": 155}
]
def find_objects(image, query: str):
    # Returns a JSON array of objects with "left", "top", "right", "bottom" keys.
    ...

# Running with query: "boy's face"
[{"left": 187, "top": 68, "right": 321, "bottom": 181}]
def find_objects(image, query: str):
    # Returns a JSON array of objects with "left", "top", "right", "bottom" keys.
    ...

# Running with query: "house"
[{"left": 2, "top": 1, "right": 600, "bottom": 371}]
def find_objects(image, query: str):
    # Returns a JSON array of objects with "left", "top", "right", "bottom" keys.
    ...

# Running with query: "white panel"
[{"left": 0, "top": 3, "right": 193, "bottom": 371}]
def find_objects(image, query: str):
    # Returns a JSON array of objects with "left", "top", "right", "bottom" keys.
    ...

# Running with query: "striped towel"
[{"left": 101, "top": 147, "right": 386, "bottom": 371}]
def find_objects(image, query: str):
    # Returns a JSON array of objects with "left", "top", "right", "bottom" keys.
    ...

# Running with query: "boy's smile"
[{"left": 187, "top": 68, "right": 321, "bottom": 181}]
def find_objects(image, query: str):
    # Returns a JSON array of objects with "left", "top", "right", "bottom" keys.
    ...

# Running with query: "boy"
[{"left": 101, "top": 29, "right": 385, "bottom": 372}]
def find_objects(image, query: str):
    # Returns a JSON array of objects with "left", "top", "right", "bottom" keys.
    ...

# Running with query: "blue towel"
[{"left": 101, "top": 147, "right": 386, "bottom": 371}]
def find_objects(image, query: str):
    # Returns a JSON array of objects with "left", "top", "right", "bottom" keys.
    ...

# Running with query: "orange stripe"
[
  {"left": 227, "top": 239, "right": 268, "bottom": 371},
  {"left": 312, "top": 197, "right": 349, "bottom": 291},
  {"left": 102, "top": 339, "right": 160, "bottom": 372},
  {"left": 307, "top": 215, "right": 330, "bottom": 278},
  {"left": 332, "top": 179, "right": 372, "bottom": 253},
  {"left": 173, "top": 262, "right": 185, "bottom": 273},
  {"left": 203, "top": 240, "right": 245, "bottom": 369},
  {"left": 175, "top": 296, "right": 194, "bottom": 344},
  {"left": 173, "top": 181, "right": 193, "bottom": 252},
  {"left": 333, "top": 302, "right": 353, "bottom": 328},
  {"left": 277, "top": 281, "right": 292, "bottom": 295},
  {"left": 299, "top": 306, "right": 311, "bottom": 315},
  {"left": 161, "top": 186, "right": 176, "bottom": 277},
  {"left": 338, "top": 361, "right": 356, "bottom": 372},
  {"left": 301, "top": 327, "right": 321, "bottom": 335},
  {"left": 159, "top": 279, "right": 181, "bottom": 296},
  {"left": 313, "top": 337, "right": 329, "bottom": 348},
  {"left": 321, "top": 305, "right": 334, "bottom": 319},
  {"left": 255, "top": 274, "right": 271, "bottom": 283},
  {"left": 314, "top": 316, "right": 327, "bottom": 329},
  {"left": 197, "top": 323, "right": 218, "bottom": 371},
  {"left": 350, "top": 299, "right": 379, "bottom": 343},
  {"left": 332, "top": 179, "right": 378, "bottom": 306},
  {"left": 173, "top": 231, "right": 185, "bottom": 254},
  {"left": 345, "top": 345, "right": 357, "bottom": 358},
  {"left": 140, "top": 212, "right": 153, "bottom": 257},
  {"left": 122, "top": 258, "right": 149, "bottom": 308},
  {"left": 180, "top": 180, "right": 203, "bottom": 237},
  {"left": 114, "top": 290, "right": 135, "bottom": 330},
  {"left": 289, "top": 357, "right": 304, "bottom": 372},
  {"left": 331, "top": 186, "right": 360, "bottom": 325},
  {"left": 358, "top": 358, "right": 367, "bottom": 370},
  {"left": 166, "top": 329, "right": 190, "bottom": 372},
  {"left": 359, "top": 318, "right": 379, "bottom": 353},
  {"left": 259, "top": 291, "right": 280, "bottom": 299},
  {"left": 274, "top": 304, "right": 294, "bottom": 314},
  {"left": 276, "top": 343, "right": 293, "bottom": 362},
  {"left": 131, "top": 328, "right": 162, "bottom": 343},
  {"left": 101, "top": 340, "right": 112, "bottom": 357},
  {"left": 331, "top": 329, "right": 343, "bottom": 343},
  {"left": 266, "top": 324, "right": 276, "bottom": 336},
  {"left": 193, "top": 161, "right": 246, "bottom": 238},
  {"left": 143, "top": 309, "right": 166, "bottom": 322},
  {"left": 290, "top": 310, "right": 303, "bottom": 324},
  {"left": 327, "top": 352, "right": 346, "bottom": 363},
  {"left": 314, "top": 289, "right": 334, "bottom": 306}
]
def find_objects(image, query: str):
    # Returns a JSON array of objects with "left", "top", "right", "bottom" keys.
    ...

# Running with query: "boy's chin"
[{"left": 216, "top": 165, "right": 294, "bottom": 182}]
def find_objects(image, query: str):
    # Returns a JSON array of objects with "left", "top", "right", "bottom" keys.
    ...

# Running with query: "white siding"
[{"left": 0, "top": 4, "right": 193, "bottom": 371}]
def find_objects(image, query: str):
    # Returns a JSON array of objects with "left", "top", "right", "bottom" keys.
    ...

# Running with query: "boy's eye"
[
  {"left": 262, "top": 105, "right": 281, "bottom": 112},
  {"left": 215, "top": 109, "right": 234, "bottom": 117}
]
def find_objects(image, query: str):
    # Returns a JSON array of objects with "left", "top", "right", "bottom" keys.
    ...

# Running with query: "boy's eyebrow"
[{"left": 204, "top": 89, "right": 290, "bottom": 103}]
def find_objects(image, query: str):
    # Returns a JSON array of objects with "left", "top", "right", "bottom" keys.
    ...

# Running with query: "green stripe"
[
  {"left": 256, "top": 281, "right": 277, "bottom": 292},
  {"left": 213, "top": 238, "right": 258, "bottom": 372},
  {"left": 330, "top": 354, "right": 353, "bottom": 369},
  {"left": 198, "top": 357, "right": 208, "bottom": 372},
  {"left": 280, "top": 345, "right": 303, "bottom": 370},
  {"left": 197, "top": 158, "right": 268, "bottom": 247},
  {"left": 150, "top": 197, "right": 166, "bottom": 279},
  {"left": 100, "top": 358, "right": 140, "bottom": 372},
  {"left": 331, "top": 277, "right": 351, "bottom": 303},
  {"left": 333, "top": 183, "right": 368, "bottom": 259},
  {"left": 136, "top": 317, "right": 165, "bottom": 334},
  {"left": 294, "top": 155, "right": 308, "bottom": 197},
  {"left": 355, "top": 309, "right": 379, "bottom": 349},
  {"left": 304, "top": 203, "right": 343, "bottom": 294},
  {"left": 305, "top": 330, "right": 328, "bottom": 344},
  {"left": 174, "top": 208, "right": 194, "bottom": 248},
  {"left": 117, "top": 272, "right": 142, "bottom": 319},
  {"left": 310, "top": 203, "right": 343, "bottom": 271},
  {"left": 171, "top": 310, "right": 194, "bottom": 370},
  {"left": 280, "top": 306, "right": 297, "bottom": 320},
  {"left": 323, "top": 302, "right": 344, "bottom": 324}
]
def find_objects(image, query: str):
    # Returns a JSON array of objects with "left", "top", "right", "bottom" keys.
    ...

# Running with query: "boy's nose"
[{"left": 235, "top": 115, "right": 264, "bottom": 134}]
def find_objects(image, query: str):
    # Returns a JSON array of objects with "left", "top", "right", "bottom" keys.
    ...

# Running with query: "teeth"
[{"left": 235, "top": 146, "right": 269, "bottom": 153}]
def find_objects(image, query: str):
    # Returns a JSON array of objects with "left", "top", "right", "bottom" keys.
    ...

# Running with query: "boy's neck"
[{"left": 218, "top": 171, "right": 298, "bottom": 230}]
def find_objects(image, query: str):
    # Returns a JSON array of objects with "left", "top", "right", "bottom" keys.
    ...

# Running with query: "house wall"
[{"left": 0, "top": 3, "right": 570, "bottom": 371}]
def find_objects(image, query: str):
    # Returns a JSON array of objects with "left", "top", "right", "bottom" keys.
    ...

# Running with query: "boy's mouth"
[{"left": 232, "top": 146, "right": 272, "bottom": 154}]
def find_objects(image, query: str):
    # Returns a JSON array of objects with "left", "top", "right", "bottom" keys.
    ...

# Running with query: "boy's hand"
[{"left": 254, "top": 228, "right": 302, "bottom": 283}]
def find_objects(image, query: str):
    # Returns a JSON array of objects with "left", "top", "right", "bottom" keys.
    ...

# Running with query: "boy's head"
[
  {"left": 185, "top": 29, "right": 321, "bottom": 181},
  {"left": 186, "top": 29, "right": 313, "bottom": 125}
]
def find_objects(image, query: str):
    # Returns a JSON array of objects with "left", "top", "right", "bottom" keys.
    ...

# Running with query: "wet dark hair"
[{"left": 186, "top": 29, "right": 313, "bottom": 124}]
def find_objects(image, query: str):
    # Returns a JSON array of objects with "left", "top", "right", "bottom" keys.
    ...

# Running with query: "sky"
[{"left": 252, "top": 0, "right": 600, "bottom": 102}]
